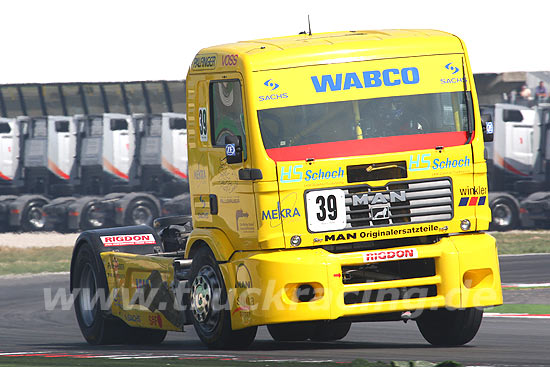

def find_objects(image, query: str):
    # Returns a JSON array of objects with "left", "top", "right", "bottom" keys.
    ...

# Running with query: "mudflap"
[
  {"left": 70, "top": 225, "right": 186, "bottom": 332},
  {"left": 100, "top": 252, "right": 185, "bottom": 331}
]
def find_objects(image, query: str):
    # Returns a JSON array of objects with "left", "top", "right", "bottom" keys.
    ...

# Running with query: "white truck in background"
[{"left": 482, "top": 103, "right": 550, "bottom": 230}]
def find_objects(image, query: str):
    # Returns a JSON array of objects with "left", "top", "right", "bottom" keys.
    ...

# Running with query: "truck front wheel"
[
  {"left": 189, "top": 247, "right": 257, "bottom": 349},
  {"left": 416, "top": 307, "right": 483, "bottom": 346}
]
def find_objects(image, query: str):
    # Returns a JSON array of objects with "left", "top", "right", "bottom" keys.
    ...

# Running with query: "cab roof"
[{"left": 194, "top": 29, "right": 465, "bottom": 72}]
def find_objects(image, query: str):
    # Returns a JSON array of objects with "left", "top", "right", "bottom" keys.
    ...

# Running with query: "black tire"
[
  {"left": 267, "top": 322, "right": 315, "bottom": 342},
  {"left": 189, "top": 247, "right": 257, "bottom": 349},
  {"left": 20, "top": 199, "right": 47, "bottom": 231},
  {"left": 125, "top": 198, "right": 159, "bottom": 226},
  {"left": 489, "top": 196, "right": 518, "bottom": 231},
  {"left": 309, "top": 321, "right": 351, "bottom": 341},
  {"left": 73, "top": 243, "right": 129, "bottom": 345},
  {"left": 416, "top": 307, "right": 483, "bottom": 346},
  {"left": 73, "top": 243, "right": 168, "bottom": 345},
  {"left": 81, "top": 201, "right": 108, "bottom": 230}
]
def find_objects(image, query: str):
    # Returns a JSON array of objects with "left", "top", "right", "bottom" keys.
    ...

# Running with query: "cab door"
[
  {"left": 201, "top": 76, "right": 257, "bottom": 250},
  {"left": 0, "top": 120, "right": 18, "bottom": 181}
]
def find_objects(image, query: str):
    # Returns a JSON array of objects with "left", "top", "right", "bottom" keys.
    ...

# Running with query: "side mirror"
[
  {"left": 481, "top": 114, "right": 494, "bottom": 142},
  {"left": 224, "top": 135, "right": 243, "bottom": 164}
]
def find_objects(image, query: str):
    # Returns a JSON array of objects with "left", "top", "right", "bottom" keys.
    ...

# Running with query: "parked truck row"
[{"left": 0, "top": 113, "right": 191, "bottom": 232}]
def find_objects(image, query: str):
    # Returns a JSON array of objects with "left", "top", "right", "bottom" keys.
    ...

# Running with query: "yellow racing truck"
[{"left": 70, "top": 29, "right": 502, "bottom": 348}]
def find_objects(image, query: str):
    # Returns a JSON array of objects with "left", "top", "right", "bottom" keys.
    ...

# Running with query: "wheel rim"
[
  {"left": 27, "top": 205, "right": 45, "bottom": 229},
  {"left": 131, "top": 204, "right": 153, "bottom": 225},
  {"left": 493, "top": 203, "right": 513, "bottom": 227},
  {"left": 190, "top": 265, "right": 222, "bottom": 332},
  {"left": 85, "top": 204, "right": 106, "bottom": 228},
  {"left": 79, "top": 263, "right": 98, "bottom": 327}
]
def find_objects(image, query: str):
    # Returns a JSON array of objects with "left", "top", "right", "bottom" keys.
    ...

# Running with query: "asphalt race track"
[
  {"left": 0, "top": 255, "right": 549, "bottom": 366},
  {"left": 499, "top": 253, "right": 550, "bottom": 284}
]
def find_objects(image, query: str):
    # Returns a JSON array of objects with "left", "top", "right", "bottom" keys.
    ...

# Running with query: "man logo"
[
  {"left": 372, "top": 205, "right": 390, "bottom": 220},
  {"left": 351, "top": 190, "right": 407, "bottom": 206}
]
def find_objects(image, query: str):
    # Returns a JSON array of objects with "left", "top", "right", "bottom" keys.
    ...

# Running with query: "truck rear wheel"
[
  {"left": 416, "top": 307, "right": 483, "bottom": 346},
  {"left": 189, "top": 247, "right": 257, "bottom": 349},
  {"left": 73, "top": 243, "right": 167, "bottom": 345},
  {"left": 73, "top": 243, "right": 128, "bottom": 345}
]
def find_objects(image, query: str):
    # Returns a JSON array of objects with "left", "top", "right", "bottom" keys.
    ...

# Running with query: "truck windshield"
[{"left": 258, "top": 91, "right": 472, "bottom": 159}]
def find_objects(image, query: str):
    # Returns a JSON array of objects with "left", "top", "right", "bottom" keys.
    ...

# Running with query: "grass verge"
[
  {"left": 0, "top": 246, "right": 72, "bottom": 276},
  {"left": 485, "top": 304, "right": 550, "bottom": 314},
  {"left": 491, "top": 230, "right": 550, "bottom": 254},
  {"left": 0, "top": 230, "right": 548, "bottom": 275}
]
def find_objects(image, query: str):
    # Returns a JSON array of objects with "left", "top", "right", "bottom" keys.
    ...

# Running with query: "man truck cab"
[
  {"left": 7, "top": 116, "right": 77, "bottom": 230},
  {"left": 134, "top": 112, "right": 188, "bottom": 195},
  {"left": 70, "top": 30, "right": 502, "bottom": 349}
]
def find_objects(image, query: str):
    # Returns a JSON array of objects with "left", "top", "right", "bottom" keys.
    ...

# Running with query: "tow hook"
[{"left": 401, "top": 310, "right": 412, "bottom": 323}]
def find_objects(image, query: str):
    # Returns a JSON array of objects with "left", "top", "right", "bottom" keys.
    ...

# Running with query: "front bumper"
[{"left": 222, "top": 232, "right": 503, "bottom": 330}]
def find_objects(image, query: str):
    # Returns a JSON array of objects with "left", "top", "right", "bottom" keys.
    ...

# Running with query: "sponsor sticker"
[
  {"left": 191, "top": 53, "right": 217, "bottom": 71},
  {"left": 363, "top": 248, "right": 418, "bottom": 263},
  {"left": 101, "top": 234, "right": 156, "bottom": 247},
  {"left": 459, "top": 196, "right": 486, "bottom": 206}
]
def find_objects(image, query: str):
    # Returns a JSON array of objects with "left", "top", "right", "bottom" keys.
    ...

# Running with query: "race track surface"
[
  {"left": 0, "top": 255, "right": 548, "bottom": 366},
  {"left": 499, "top": 253, "right": 550, "bottom": 283}
]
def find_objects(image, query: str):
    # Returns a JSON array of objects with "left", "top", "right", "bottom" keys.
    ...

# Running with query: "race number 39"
[
  {"left": 199, "top": 107, "right": 208, "bottom": 142},
  {"left": 306, "top": 189, "right": 346, "bottom": 232}
]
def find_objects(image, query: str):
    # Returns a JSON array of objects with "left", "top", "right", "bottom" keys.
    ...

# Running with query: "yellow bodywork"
[
  {"left": 100, "top": 252, "right": 182, "bottom": 331},
  {"left": 221, "top": 232, "right": 502, "bottom": 329},
  {"left": 107, "top": 30, "right": 503, "bottom": 332}
]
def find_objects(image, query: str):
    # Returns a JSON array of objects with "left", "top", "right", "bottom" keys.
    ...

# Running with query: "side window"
[
  {"left": 503, "top": 109, "right": 523, "bottom": 122},
  {"left": 210, "top": 80, "right": 247, "bottom": 159}
]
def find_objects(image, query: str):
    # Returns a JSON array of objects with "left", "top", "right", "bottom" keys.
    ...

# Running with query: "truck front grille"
[{"left": 344, "top": 178, "right": 453, "bottom": 229}]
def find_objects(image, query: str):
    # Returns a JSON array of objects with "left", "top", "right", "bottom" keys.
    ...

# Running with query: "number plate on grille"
[{"left": 305, "top": 189, "right": 347, "bottom": 232}]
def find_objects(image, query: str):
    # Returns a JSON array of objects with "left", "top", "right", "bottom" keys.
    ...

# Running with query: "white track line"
[
  {"left": 502, "top": 283, "right": 550, "bottom": 288},
  {"left": 485, "top": 313, "right": 550, "bottom": 319},
  {"left": 499, "top": 253, "right": 550, "bottom": 257}
]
